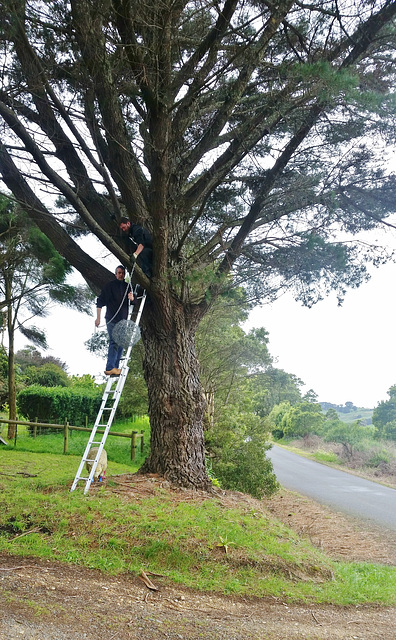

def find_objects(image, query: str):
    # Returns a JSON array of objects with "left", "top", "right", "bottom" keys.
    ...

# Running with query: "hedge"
[{"left": 17, "top": 384, "right": 103, "bottom": 428}]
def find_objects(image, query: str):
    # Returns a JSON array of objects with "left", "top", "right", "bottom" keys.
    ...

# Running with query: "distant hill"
[{"left": 320, "top": 402, "right": 373, "bottom": 425}]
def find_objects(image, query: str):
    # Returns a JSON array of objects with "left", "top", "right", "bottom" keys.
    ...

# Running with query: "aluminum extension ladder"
[{"left": 70, "top": 289, "right": 146, "bottom": 494}]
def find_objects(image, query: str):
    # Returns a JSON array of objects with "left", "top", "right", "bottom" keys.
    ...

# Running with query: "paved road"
[{"left": 267, "top": 445, "right": 396, "bottom": 531}]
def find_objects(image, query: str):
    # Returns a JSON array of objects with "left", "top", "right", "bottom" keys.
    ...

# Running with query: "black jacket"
[
  {"left": 128, "top": 224, "right": 153, "bottom": 249},
  {"left": 96, "top": 279, "right": 131, "bottom": 323}
]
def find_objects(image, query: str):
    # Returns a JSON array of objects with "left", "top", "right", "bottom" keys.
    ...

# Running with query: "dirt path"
[{"left": 1, "top": 485, "right": 396, "bottom": 640}]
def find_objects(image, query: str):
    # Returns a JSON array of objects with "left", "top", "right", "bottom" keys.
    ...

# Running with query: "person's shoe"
[{"left": 105, "top": 368, "right": 121, "bottom": 376}]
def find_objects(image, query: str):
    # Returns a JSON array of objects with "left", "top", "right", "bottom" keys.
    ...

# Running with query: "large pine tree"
[{"left": 0, "top": 0, "right": 395, "bottom": 487}]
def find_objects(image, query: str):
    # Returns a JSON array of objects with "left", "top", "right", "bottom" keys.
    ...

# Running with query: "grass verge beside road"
[{"left": 0, "top": 446, "right": 395, "bottom": 606}]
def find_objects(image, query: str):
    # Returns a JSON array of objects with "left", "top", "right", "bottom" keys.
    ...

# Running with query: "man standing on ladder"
[{"left": 95, "top": 265, "right": 135, "bottom": 376}]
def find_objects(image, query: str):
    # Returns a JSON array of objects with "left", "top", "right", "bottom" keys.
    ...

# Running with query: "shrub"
[
  {"left": 367, "top": 451, "right": 390, "bottom": 468},
  {"left": 205, "top": 408, "right": 279, "bottom": 498},
  {"left": 24, "top": 363, "right": 70, "bottom": 387},
  {"left": 17, "top": 385, "right": 102, "bottom": 429}
]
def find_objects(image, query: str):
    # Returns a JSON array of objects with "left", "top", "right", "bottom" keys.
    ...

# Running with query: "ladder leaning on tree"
[{"left": 70, "top": 288, "right": 146, "bottom": 495}]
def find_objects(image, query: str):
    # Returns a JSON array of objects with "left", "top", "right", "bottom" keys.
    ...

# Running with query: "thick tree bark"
[{"left": 139, "top": 299, "right": 211, "bottom": 490}]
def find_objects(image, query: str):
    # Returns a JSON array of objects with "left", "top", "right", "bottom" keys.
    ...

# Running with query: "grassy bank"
[{"left": 0, "top": 444, "right": 395, "bottom": 606}]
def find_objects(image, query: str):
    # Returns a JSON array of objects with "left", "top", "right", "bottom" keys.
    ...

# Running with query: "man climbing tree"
[{"left": 0, "top": 0, "right": 395, "bottom": 488}]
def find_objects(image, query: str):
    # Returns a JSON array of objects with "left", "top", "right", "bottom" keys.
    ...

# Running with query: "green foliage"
[
  {"left": 118, "top": 342, "right": 148, "bottom": 417},
  {"left": 17, "top": 325, "right": 48, "bottom": 349},
  {"left": 17, "top": 385, "right": 102, "bottom": 426},
  {"left": 379, "top": 421, "right": 396, "bottom": 441},
  {"left": 0, "top": 345, "right": 8, "bottom": 405},
  {"left": 284, "top": 401, "right": 324, "bottom": 438},
  {"left": 195, "top": 295, "right": 282, "bottom": 497},
  {"left": 367, "top": 450, "right": 390, "bottom": 468},
  {"left": 196, "top": 289, "right": 259, "bottom": 403},
  {"left": 24, "top": 363, "right": 70, "bottom": 387},
  {"left": 323, "top": 420, "right": 377, "bottom": 457},
  {"left": 372, "top": 385, "right": 396, "bottom": 440},
  {"left": 69, "top": 374, "right": 100, "bottom": 389},
  {"left": 205, "top": 406, "right": 278, "bottom": 498},
  {"left": 251, "top": 369, "right": 304, "bottom": 418},
  {"left": 312, "top": 451, "right": 340, "bottom": 464},
  {"left": 84, "top": 330, "right": 108, "bottom": 355},
  {"left": 269, "top": 401, "right": 324, "bottom": 439},
  {"left": 268, "top": 402, "right": 293, "bottom": 440}
]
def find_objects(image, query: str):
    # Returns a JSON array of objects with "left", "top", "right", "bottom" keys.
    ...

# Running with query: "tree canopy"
[
  {"left": 0, "top": 1, "right": 395, "bottom": 297},
  {"left": 0, "top": 0, "right": 395, "bottom": 487}
]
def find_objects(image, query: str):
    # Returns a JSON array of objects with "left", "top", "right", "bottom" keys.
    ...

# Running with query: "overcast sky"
[{"left": 246, "top": 258, "right": 396, "bottom": 409}]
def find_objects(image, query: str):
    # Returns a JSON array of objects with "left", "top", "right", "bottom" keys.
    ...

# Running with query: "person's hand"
[
  {"left": 128, "top": 292, "right": 134, "bottom": 302},
  {"left": 95, "top": 318, "right": 100, "bottom": 327},
  {"left": 131, "top": 252, "right": 138, "bottom": 261}
]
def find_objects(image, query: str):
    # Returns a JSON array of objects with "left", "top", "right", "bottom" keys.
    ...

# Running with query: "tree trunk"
[
  {"left": 139, "top": 299, "right": 211, "bottom": 491},
  {"left": 6, "top": 283, "right": 16, "bottom": 438}
]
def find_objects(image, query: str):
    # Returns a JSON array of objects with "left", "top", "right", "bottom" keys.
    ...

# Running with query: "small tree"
[
  {"left": 323, "top": 420, "right": 376, "bottom": 458},
  {"left": 0, "top": 197, "right": 92, "bottom": 436},
  {"left": 270, "top": 401, "right": 324, "bottom": 439},
  {"left": 372, "top": 385, "right": 396, "bottom": 439}
]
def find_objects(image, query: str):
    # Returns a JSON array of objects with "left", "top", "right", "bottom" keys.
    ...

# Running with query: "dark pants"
[
  {"left": 137, "top": 248, "right": 153, "bottom": 278},
  {"left": 106, "top": 321, "right": 123, "bottom": 370}
]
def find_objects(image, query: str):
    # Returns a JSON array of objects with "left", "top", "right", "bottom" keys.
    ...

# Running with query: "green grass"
[
  {"left": 336, "top": 408, "right": 373, "bottom": 424},
  {"left": 3, "top": 415, "right": 150, "bottom": 466},
  {"left": 312, "top": 451, "right": 340, "bottom": 464},
  {"left": 1, "top": 445, "right": 395, "bottom": 606}
]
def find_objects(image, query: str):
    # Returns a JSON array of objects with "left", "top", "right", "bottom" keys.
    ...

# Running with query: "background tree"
[
  {"left": 282, "top": 400, "right": 324, "bottom": 439},
  {"left": 0, "top": 197, "right": 91, "bottom": 436},
  {"left": 0, "top": 0, "right": 395, "bottom": 486},
  {"left": 269, "top": 399, "right": 324, "bottom": 439},
  {"left": 251, "top": 368, "right": 304, "bottom": 418},
  {"left": 15, "top": 346, "right": 67, "bottom": 372},
  {"left": 196, "top": 290, "right": 271, "bottom": 426},
  {"left": 196, "top": 292, "right": 280, "bottom": 495},
  {"left": 372, "top": 385, "right": 396, "bottom": 440},
  {"left": 23, "top": 362, "right": 70, "bottom": 387},
  {"left": 323, "top": 419, "right": 376, "bottom": 458}
]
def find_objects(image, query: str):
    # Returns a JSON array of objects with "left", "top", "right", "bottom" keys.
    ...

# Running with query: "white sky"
[{"left": 246, "top": 259, "right": 396, "bottom": 409}]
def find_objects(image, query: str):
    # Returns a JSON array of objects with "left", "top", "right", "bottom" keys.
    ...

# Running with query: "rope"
[{"left": 96, "top": 265, "right": 136, "bottom": 329}]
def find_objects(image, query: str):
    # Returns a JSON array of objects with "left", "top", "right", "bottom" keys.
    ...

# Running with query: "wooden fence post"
[
  {"left": 64, "top": 419, "right": 69, "bottom": 454},
  {"left": 33, "top": 417, "right": 38, "bottom": 439},
  {"left": 140, "top": 429, "right": 144, "bottom": 454},
  {"left": 131, "top": 431, "right": 137, "bottom": 460}
]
